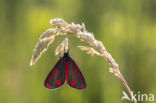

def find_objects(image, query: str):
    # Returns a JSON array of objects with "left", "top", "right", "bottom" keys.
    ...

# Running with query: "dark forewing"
[
  {"left": 44, "top": 58, "right": 65, "bottom": 89},
  {"left": 67, "top": 58, "right": 86, "bottom": 89}
]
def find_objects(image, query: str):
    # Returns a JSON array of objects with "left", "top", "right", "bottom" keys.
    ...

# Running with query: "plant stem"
[
  {"left": 117, "top": 70, "right": 137, "bottom": 103},
  {"left": 100, "top": 50, "right": 137, "bottom": 103}
]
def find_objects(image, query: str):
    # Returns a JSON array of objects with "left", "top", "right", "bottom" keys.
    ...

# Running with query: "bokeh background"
[{"left": 0, "top": 0, "right": 156, "bottom": 103}]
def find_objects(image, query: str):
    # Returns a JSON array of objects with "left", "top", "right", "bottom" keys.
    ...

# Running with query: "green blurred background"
[{"left": 0, "top": 0, "right": 156, "bottom": 103}]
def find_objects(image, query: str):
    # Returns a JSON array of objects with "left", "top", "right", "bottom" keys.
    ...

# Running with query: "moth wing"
[
  {"left": 44, "top": 58, "right": 65, "bottom": 89},
  {"left": 67, "top": 58, "right": 86, "bottom": 89}
]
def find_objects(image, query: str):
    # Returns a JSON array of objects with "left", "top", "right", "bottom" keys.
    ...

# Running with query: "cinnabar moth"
[{"left": 44, "top": 53, "right": 86, "bottom": 90}]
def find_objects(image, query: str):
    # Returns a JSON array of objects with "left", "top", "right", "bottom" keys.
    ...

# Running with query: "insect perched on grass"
[{"left": 30, "top": 18, "right": 136, "bottom": 103}]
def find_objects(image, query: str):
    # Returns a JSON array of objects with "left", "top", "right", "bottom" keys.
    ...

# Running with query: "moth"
[{"left": 44, "top": 53, "right": 86, "bottom": 90}]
